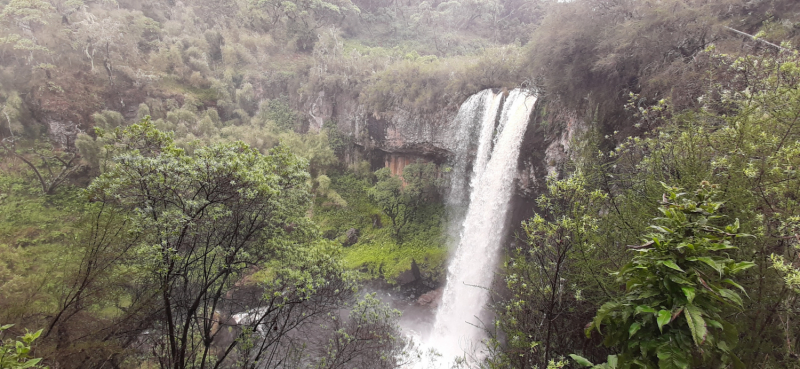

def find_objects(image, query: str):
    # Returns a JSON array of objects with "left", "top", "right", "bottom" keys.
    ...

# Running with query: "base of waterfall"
[{"left": 400, "top": 330, "right": 489, "bottom": 369}]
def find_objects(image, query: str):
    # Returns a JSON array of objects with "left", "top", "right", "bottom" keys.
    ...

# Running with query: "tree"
[
  {"left": 600, "top": 50, "right": 800, "bottom": 366},
  {"left": 314, "top": 293, "right": 407, "bottom": 369},
  {"left": 0, "top": 0, "right": 55, "bottom": 80},
  {"left": 489, "top": 172, "right": 612, "bottom": 369},
  {"left": 0, "top": 0, "right": 54, "bottom": 30},
  {"left": 573, "top": 183, "right": 754, "bottom": 369},
  {"left": 278, "top": 130, "right": 338, "bottom": 176},
  {"left": 368, "top": 161, "right": 438, "bottom": 242},
  {"left": 769, "top": 216, "right": 800, "bottom": 358},
  {"left": 86, "top": 120, "right": 355, "bottom": 369},
  {"left": 71, "top": 10, "right": 145, "bottom": 84},
  {"left": 248, "top": 0, "right": 359, "bottom": 50},
  {"left": 0, "top": 92, "right": 24, "bottom": 138},
  {"left": 0, "top": 137, "right": 82, "bottom": 195}
]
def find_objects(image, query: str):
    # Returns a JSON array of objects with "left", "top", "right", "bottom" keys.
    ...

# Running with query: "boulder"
[
  {"left": 417, "top": 288, "right": 443, "bottom": 307},
  {"left": 396, "top": 269, "right": 417, "bottom": 285},
  {"left": 396, "top": 259, "right": 423, "bottom": 285},
  {"left": 342, "top": 228, "right": 359, "bottom": 246},
  {"left": 410, "top": 259, "right": 422, "bottom": 281}
]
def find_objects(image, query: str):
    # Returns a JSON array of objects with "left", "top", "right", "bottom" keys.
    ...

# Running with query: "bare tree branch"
[{"left": 725, "top": 26, "right": 790, "bottom": 52}]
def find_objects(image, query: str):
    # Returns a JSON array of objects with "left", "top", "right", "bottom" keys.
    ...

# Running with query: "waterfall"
[
  {"left": 442, "top": 90, "right": 506, "bottom": 257},
  {"left": 445, "top": 90, "right": 504, "bottom": 208},
  {"left": 431, "top": 88, "right": 537, "bottom": 361}
]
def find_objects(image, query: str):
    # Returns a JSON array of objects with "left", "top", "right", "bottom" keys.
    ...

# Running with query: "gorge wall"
[{"left": 305, "top": 89, "right": 585, "bottom": 208}]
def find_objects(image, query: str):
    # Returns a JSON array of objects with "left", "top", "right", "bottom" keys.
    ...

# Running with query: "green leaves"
[
  {"left": 684, "top": 304, "right": 707, "bottom": 345},
  {"left": 660, "top": 260, "right": 684, "bottom": 273},
  {"left": 727, "top": 261, "right": 756, "bottom": 274},
  {"left": 635, "top": 305, "right": 657, "bottom": 315},
  {"left": 718, "top": 289, "right": 743, "bottom": 308},
  {"left": 629, "top": 322, "right": 642, "bottom": 338},
  {"left": 681, "top": 287, "right": 696, "bottom": 303},
  {"left": 0, "top": 325, "right": 47, "bottom": 369},
  {"left": 657, "top": 310, "right": 671, "bottom": 333},
  {"left": 569, "top": 354, "right": 594, "bottom": 367},
  {"left": 690, "top": 257, "right": 723, "bottom": 276},
  {"left": 657, "top": 344, "right": 690, "bottom": 369},
  {"left": 582, "top": 184, "right": 753, "bottom": 368}
]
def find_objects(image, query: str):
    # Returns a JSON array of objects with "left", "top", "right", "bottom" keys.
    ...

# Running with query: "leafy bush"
[
  {"left": 575, "top": 183, "right": 753, "bottom": 369},
  {"left": 0, "top": 325, "right": 46, "bottom": 369},
  {"left": 557, "top": 50, "right": 800, "bottom": 368},
  {"left": 489, "top": 172, "right": 611, "bottom": 368},
  {"left": 368, "top": 162, "right": 440, "bottom": 241}
]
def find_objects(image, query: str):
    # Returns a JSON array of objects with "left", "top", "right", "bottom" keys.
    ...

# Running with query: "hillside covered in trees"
[{"left": 2, "top": 0, "right": 800, "bottom": 368}]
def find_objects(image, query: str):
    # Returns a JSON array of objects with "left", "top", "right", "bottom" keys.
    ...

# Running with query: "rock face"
[
  {"left": 516, "top": 98, "right": 585, "bottom": 198},
  {"left": 508, "top": 98, "right": 586, "bottom": 237},
  {"left": 303, "top": 90, "right": 461, "bottom": 169},
  {"left": 305, "top": 90, "right": 581, "bottom": 196},
  {"left": 356, "top": 108, "right": 460, "bottom": 173},
  {"left": 396, "top": 259, "right": 423, "bottom": 285},
  {"left": 396, "top": 269, "right": 417, "bottom": 285}
]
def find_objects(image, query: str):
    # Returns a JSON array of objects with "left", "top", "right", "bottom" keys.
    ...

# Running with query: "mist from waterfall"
[{"left": 408, "top": 88, "right": 536, "bottom": 367}]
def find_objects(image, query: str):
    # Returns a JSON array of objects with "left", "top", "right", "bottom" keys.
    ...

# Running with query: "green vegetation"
[
  {"left": 1, "top": 120, "right": 416, "bottom": 368},
  {"left": 0, "top": 174, "right": 85, "bottom": 325},
  {"left": 314, "top": 170, "right": 447, "bottom": 283},
  {"left": 578, "top": 184, "right": 752, "bottom": 369},
  {"left": 0, "top": 325, "right": 46, "bottom": 369},
  {"left": 368, "top": 162, "right": 439, "bottom": 241},
  {"left": 316, "top": 293, "right": 407, "bottom": 369},
  {"left": 2, "top": 0, "right": 800, "bottom": 367},
  {"left": 0, "top": 139, "right": 82, "bottom": 195},
  {"left": 489, "top": 172, "right": 611, "bottom": 368},
  {"left": 490, "top": 48, "right": 800, "bottom": 368},
  {"left": 83, "top": 120, "right": 331, "bottom": 368}
]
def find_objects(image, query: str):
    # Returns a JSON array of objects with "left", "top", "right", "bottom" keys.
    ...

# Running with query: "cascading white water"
[
  {"left": 443, "top": 90, "right": 506, "bottom": 248},
  {"left": 470, "top": 92, "right": 504, "bottom": 197},
  {"left": 444, "top": 90, "right": 502, "bottom": 206},
  {"left": 430, "top": 88, "right": 537, "bottom": 362}
]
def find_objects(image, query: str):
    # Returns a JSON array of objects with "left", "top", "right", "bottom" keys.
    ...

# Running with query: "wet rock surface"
[
  {"left": 395, "top": 259, "right": 423, "bottom": 285},
  {"left": 417, "top": 288, "right": 443, "bottom": 307},
  {"left": 342, "top": 228, "right": 359, "bottom": 246}
]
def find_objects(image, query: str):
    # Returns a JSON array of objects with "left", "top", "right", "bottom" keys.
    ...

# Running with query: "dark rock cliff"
[
  {"left": 305, "top": 90, "right": 461, "bottom": 172},
  {"left": 509, "top": 98, "right": 586, "bottom": 237}
]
